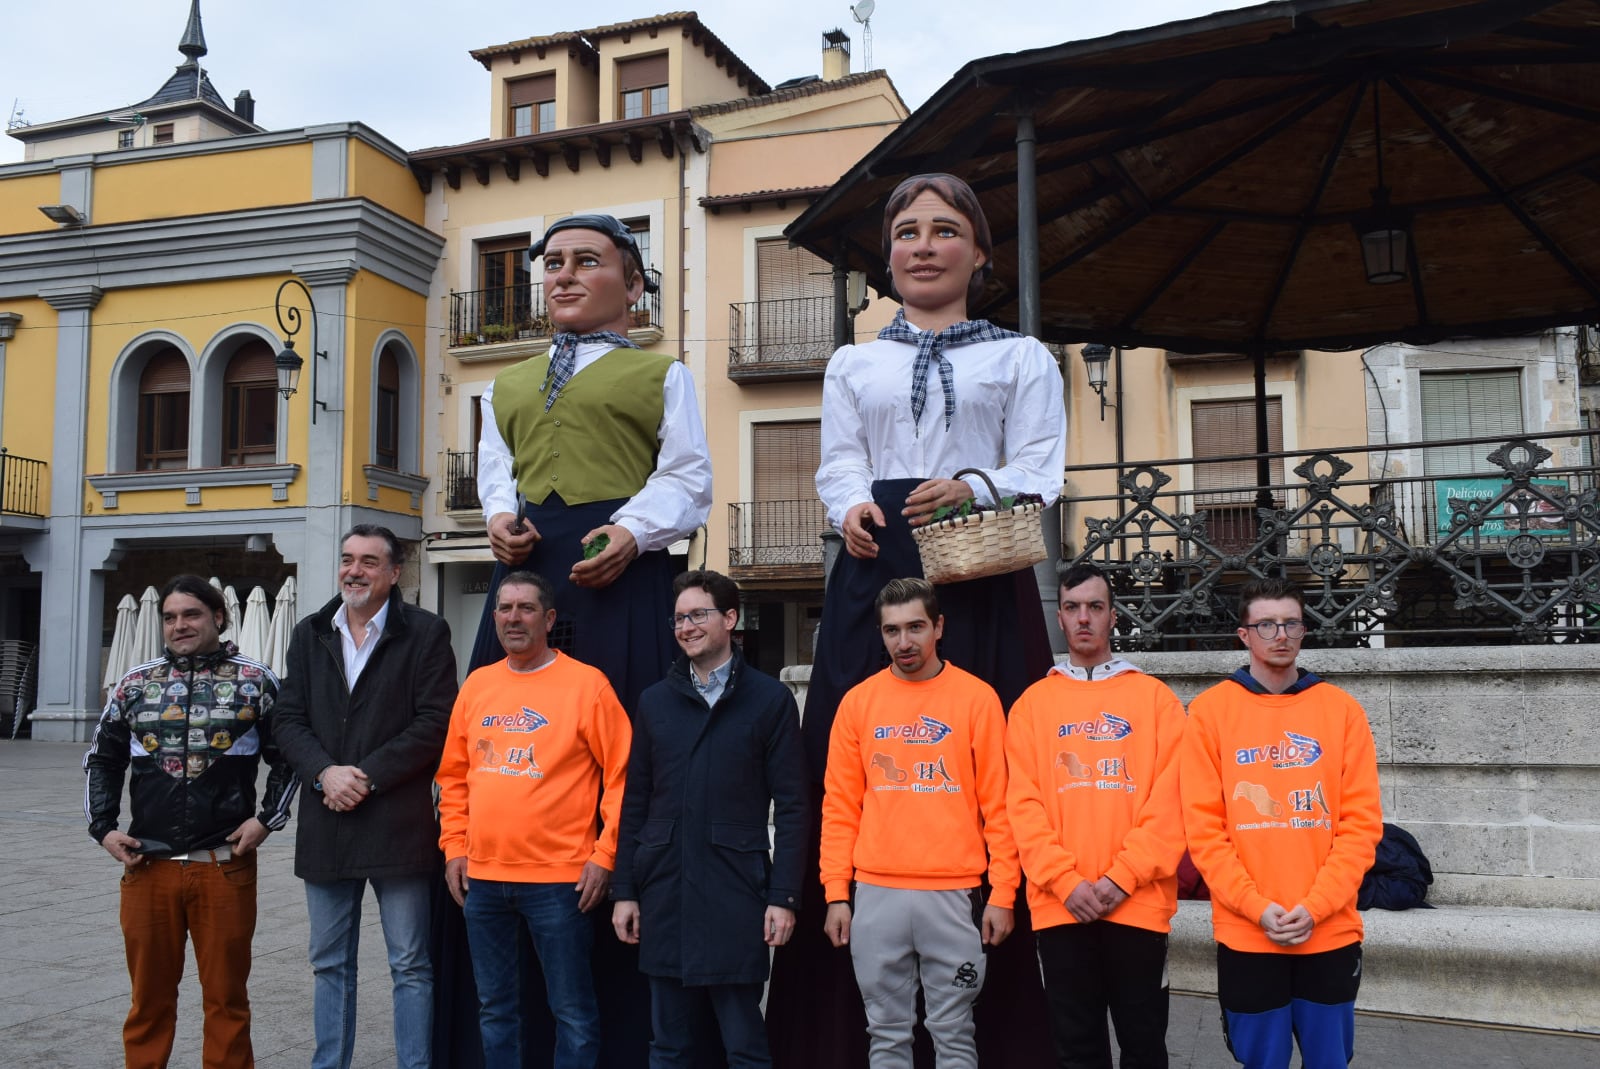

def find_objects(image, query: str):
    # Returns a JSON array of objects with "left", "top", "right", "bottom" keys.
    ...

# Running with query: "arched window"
[
  {"left": 137, "top": 347, "right": 190, "bottom": 470},
  {"left": 375, "top": 347, "right": 400, "bottom": 470},
  {"left": 222, "top": 340, "right": 278, "bottom": 466}
]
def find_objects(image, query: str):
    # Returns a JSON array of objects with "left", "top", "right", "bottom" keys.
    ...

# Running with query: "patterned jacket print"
[{"left": 84, "top": 642, "right": 297, "bottom": 853}]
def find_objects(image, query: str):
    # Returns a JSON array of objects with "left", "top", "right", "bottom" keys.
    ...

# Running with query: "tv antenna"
[
  {"left": 851, "top": 0, "right": 875, "bottom": 72},
  {"left": 6, "top": 99, "right": 28, "bottom": 131}
]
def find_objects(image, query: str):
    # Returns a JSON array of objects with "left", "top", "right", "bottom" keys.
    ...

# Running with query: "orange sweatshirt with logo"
[
  {"left": 436, "top": 652, "right": 632, "bottom": 883},
  {"left": 1006, "top": 666, "right": 1187, "bottom": 933},
  {"left": 1179, "top": 674, "right": 1382, "bottom": 955},
  {"left": 820, "top": 663, "right": 1018, "bottom": 907}
]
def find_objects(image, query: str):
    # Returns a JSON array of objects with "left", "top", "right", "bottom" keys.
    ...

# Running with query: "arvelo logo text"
[
  {"left": 1235, "top": 730, "right": 1323, "bottom": 769},
  {"left": 874, "top": 715, "right": 953, "bottom": 744},
  {"left": 1057, "top": 712, "right": 1132, "bottom": 742},
  {"left": 481, "top": 707, "right": 550, "bottom": 733}
]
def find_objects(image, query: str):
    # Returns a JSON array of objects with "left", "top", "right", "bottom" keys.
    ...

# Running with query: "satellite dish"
[{"left": 851, "top": 0, "right": 876, "bottom": 70}]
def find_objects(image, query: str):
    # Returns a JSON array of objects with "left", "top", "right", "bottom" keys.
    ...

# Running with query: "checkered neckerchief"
[
  {"left": 876, "top": 310, "right": 1022, "bottom": 432},
  {"left": 541, "top": 331, "right": 639, "bottom": 411}
]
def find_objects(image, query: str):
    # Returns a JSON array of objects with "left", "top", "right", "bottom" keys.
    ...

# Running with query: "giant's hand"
[
  {"left": 488, "top": 511, "right": 540, "bottom": 566},
  {"left": 842, "top": 502, "right": 886, "bottom": 560},
  {"left": 569, "top": 525, "right": 639, "bottom": 589},
  {"left": 902, "top": 478, "right": 975, "bottom": 527}
]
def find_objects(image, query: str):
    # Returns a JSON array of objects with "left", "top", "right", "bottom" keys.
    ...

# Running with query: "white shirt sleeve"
[
  {"left": 972, "top": 338, "right": 1067, "bottom": 508},
  {"left": 815, "top": 346, "right": 876, "bottom": 530},
  {"left": 611, "top": 359, "right": 714, "bottom": 553},
  {"left": 477, "top": 379, "right": 518, "bottom": 521}
]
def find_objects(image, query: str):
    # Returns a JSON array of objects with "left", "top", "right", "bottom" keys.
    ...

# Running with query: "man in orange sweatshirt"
[
  {"left": 1180, "top": 578, "right": 1382, "bottom": 1069},
  {"left": 820, "top": 577, "right": 1016, "bottom": 1069},
  {"left": 436, "top": 570, "right": 632, "bottom": 1069},
  {"left": 1006, "top": 562, "right": 1187, "bottom": 1068}
]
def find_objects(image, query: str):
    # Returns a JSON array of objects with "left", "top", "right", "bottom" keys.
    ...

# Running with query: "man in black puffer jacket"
[{"left": 85, "top": 573, "right": 298, "bottom": 1069}]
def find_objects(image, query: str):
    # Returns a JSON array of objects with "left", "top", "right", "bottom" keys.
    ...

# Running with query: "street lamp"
[
  {"left": 273, "top": 278, "right": 327, "bottom": 422},
  {"left": 1081, "top": 343, "right": 1115, "bottom": 421}
]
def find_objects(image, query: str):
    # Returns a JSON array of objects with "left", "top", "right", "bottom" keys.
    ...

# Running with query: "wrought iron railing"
[
  {"left": 0, "top": 449, "right": 45, "bottom": 517},
  {"left": 450, "top": 269, "right": 662, "bottom": 349},
  {"left": 442, "top": 450, "right": 480, "bottom": 512},
  {"left": 728, "top": 296, "right": 833, "bottom": 378},
  {"left": 728, "top": 499, "right": 829, "bottom": 575},
  {"left": 1063, "top": 429, "right": 1600, "bottom": 648}
]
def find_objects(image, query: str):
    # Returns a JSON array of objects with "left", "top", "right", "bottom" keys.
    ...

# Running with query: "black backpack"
[{"left": 1358, "top": 822, "right": 1434, "bottom": 911}]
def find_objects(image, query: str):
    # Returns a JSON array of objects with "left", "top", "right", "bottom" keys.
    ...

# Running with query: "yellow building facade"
[{"left": 0, "top": 122, "right": 441, "bottom": 739}]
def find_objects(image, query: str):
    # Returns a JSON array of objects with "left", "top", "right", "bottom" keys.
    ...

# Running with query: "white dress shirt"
[
  {"left": 815, "top": 331, "right": 1067, "bottom": 529},
  {"left": 332, "top": 598, "right": 390, "bottom": 688},
  {"left": 477, "top": 341, "right": 714, "bottom": 553}
]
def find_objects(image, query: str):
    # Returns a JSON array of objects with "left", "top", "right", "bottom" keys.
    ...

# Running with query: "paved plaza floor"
[{"left": 2, "top": 739, "right": 1595, "bottom": 1067}]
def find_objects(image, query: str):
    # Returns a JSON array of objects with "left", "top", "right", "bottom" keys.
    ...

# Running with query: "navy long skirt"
[
  {"left": 433, "top": 494, "right": 677, "bottom": 1069},
  {"left": 766, "top": 477, "right": 1054, "bottom": 1069}
]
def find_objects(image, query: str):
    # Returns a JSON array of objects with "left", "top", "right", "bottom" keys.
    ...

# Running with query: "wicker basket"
[{"left": 911, "top": 468, "right": 1047, "bottom": 584}]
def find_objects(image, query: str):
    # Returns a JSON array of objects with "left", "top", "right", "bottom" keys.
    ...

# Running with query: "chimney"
[
  {"left": 822, "top": 29, "right": 851, "bottom": 81},
  {"left": 233, "top": 90, "right": 255, "bottom": 123}
]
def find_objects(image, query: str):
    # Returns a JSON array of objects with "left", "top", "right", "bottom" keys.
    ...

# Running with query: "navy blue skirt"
[
  {"left": 466, "top": 493, "right": 677, "bottom": 714},
  {"left": 768, "top": 477, "right": 1053, "bottom": 1069}
]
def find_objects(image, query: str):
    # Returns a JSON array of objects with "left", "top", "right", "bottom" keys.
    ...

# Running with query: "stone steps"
[{"left": 1168, "top": 899, "right": 1600, "bottom": 1034}]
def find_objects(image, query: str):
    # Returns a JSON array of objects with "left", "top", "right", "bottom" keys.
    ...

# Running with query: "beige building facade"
[{"left": 412, "top": 14, "right": 906, "bottom": 675}]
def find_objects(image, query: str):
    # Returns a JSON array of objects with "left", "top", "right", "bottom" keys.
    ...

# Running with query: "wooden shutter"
[
  {"left": 507, "top": 74, "right": 556, "bottom": 106},
  {"left": 1420, "top": 370, "right": 1522, "bottom": 475},
  {"left": 617, "top": 54, "right": 669, "bottom": 92},
  {"left": 139, "top": 348, "right": 190, "bottom": 393},
  {"left": 224, "top": 339, "right": 276, "bottom": 384},
  {"left": 756, "top": 239, "right": 830, "bottom": 302},
  {"left": 1192, "top": 397, "right": 1283, "bottom": 503},
  {"left": 752, "top": 421, "right": 821, "bottom": 502}
]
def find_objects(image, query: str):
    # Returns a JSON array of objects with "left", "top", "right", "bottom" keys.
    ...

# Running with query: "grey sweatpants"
[{"left": 849, "top": 883, "right": 986, "bottom": 1069}]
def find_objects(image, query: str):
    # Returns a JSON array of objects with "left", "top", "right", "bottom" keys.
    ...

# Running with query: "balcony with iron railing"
[
  {"left": 0, "top": 449, "right": 46, "bottom": 522},
  {"left": 728, "top": 499, "right": 828, "bottom": 582},
  {"left": 441, "top": 450, "right": 481, "bottom": 515},
  {"left": 728, "top": 296, "right": 833, "bottom": 382},
  {"left": 1060, "top": 428, "right": 1600, "bottom": 649},
  {"left": 449, "top": 270, "right": 663, "bottom": 355}
]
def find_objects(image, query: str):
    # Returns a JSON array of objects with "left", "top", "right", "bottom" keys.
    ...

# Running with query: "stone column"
[
  {"left": 31, "top": 284, "right": 104, "bottom": 741},
  {"left": 289, "top": 261, "right": 357, "bottom": 611}
]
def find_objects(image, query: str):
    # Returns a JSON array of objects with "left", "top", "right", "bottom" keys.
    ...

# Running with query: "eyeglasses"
[
  {"left": 669, "top": 608, "right": 718, "bottom": 629},
  {"left": 1244, "top": 619, "right": 1307, "bottom": 640}
]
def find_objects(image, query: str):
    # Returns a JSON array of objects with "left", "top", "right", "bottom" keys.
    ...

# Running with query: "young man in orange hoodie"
[
  {"left": 1180, "top": 578, "right": 1382, "bottom": 1069},
  {"left": 820, "top": 577, "right": 1016, "bottom": 1069},
  {"left": 436, "top": 570, "right": 632, "bottom": 1069},
  {"left": 1006, "top": 562, "right": 1187, "bottom": 1068}
]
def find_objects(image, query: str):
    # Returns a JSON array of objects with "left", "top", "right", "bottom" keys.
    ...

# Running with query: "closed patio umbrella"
[
  {"left": 263, "top": 576, "right": 298, "bottom": 678},
  {"left": 236, "top": 586, "right": 271, "bottom": 663},
  {"left": 102, "top": 594, "right": 139, "bottom": 695},
  {"left": 130, "top": 586, "right": 163, "bottom": 667}
]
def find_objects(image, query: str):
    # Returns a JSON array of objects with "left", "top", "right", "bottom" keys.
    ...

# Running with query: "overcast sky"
[{"left": 2, "top": 0, "right": 1256, "bottom": 164}]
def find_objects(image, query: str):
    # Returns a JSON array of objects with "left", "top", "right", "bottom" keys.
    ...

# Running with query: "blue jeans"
[
  {"left": 463, "top": 878, "right": 600, "bottom": 1069},
  {"left": 305, "top": 875, "right": 433, "bottom": 1069}
]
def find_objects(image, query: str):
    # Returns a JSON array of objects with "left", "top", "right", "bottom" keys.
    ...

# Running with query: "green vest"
[{"left": 492, "top": 348, "right": 672, "bottom": 506}]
